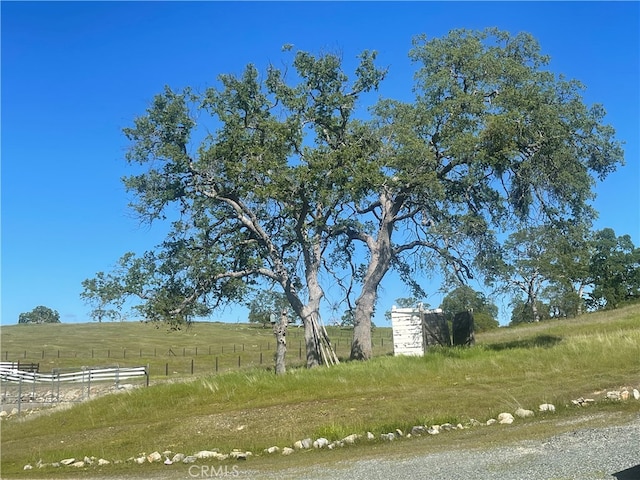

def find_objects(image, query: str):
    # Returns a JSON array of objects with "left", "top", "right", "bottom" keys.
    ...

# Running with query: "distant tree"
[
  {"left": 544, "top": 283, "right": 583, "bottom": 318},
  {"left": 440, "top": 286, "right": 499, "bottom": 331},
  {"left": 340, "top": 309, "right": 355, "bottom": 328},
  {"left": 18, "top": 306, "right": 60, "bottom": 324},
  {"left": 80, "top": 252, "right": 211, "bottom": 326},
  {"left": 489, "top": 223, "right": 591, "bottom": 321},
  {"left": 486, "top": 227, "right": 553, "bottom": 322},
  {"left": 487, "top": 223, "right": 596, "bottom": 321},
  {"left": 587, "top": 228, "right": 640, "bottom": 310},
  {"left": 247, "top": 290, "right": 296, "bottom": 328},
  {"left": 539, "top": 223, "right": 593, "bottom": 317},
  {"left": 509, "top": 298, "right": 550, "bottom": 326}
]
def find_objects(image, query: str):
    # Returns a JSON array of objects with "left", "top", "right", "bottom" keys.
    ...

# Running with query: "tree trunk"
[
  {"left": 302, "top": 307, "right": 323, "bottom": 368},
  {"left": 273, "top": 311, "right": 288, "bottom": 375},
  {"left": 577, "top": 283, "right": 585, "bottom": 316},
  {"left": 282, "top": 287, "right": 322, "bottom": 368},
  {"left": 351, "top": 285, "right": 376, "bottom": 360},
  {"left": 527, "top": 274, "right": 540, "bottom": 322},
  {"left": 351, "top": 191, "right": 398, "bottom": 361},
  {"left": 282, "top": 243, "right": 325, "bottom": 368},
  {"left": 530, "top": 300, "right": 540, "bottom": 322},
  {"left": 303, "top": 242, "right": 326, "bottom": 368}
]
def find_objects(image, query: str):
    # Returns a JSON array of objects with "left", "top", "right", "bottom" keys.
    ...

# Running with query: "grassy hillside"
[
  {"left": 1, "top": 305, "right": 639, "bottom": 478},
  {"left": 0, "top": 321, "right": 393, "bottom": 376}
]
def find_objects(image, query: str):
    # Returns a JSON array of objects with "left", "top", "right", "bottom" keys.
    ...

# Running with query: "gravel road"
[
  {"left": 246, "top": 414, "right": 640, "bottom": 480},
  {"left": 24, "top": 414, "right": 640, "bottom": 480}
]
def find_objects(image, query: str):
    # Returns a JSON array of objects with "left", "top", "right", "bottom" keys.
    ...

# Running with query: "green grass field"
[
  {"left": 0, "top": 321, "right": 393, "bottom": 376},
  {"left": 1, "top": 306, "right": 639, "bottom": 478}
]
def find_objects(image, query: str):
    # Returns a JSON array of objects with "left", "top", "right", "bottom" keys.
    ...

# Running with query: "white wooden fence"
[
  {"left": 0, "top": 363, "right": 148, "bottom": 413},
  {"left": 0, "top": 363, "right": 148, "bottom": 384}
]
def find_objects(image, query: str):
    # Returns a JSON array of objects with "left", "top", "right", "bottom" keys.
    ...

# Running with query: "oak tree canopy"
[{"left": 82, "top": 29, "right": 623, "bottom": 365}]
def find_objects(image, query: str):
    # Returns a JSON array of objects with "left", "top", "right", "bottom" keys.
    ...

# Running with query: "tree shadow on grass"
[{"left": 485, "top": 334, "right": 563, "bottom": 351}]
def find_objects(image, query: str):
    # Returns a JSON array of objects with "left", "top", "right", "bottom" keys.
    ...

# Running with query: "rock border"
[{"left": 17, "top": 386, "right": 640, "bottom": 472}]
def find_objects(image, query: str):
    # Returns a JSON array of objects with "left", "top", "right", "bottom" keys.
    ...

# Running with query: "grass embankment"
[{"left": 1, "top": 305, "right": 639, "bottom": 478}]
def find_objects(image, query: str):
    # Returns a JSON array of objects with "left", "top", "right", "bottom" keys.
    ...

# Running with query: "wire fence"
[
  {"left": 1, "top": 330, "right": 394, "bottom": 411},
  {"left": 1, "top": 334, "right": 393, "bottom": 376},
  {"left": 2, "top": 333, "right": 390, "bottom": 361}
]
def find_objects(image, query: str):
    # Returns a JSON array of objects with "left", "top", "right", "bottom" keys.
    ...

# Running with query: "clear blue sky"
[{"left": 2, "top": 2, "right": 638, "bottom": 326}]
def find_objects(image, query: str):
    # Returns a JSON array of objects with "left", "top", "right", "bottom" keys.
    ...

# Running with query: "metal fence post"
[
  {"left": 55, "top": 370, "right": 60, "bottom": 402},
  {"left": 17, "top": 377, "right": 22, "bottom": 414}
]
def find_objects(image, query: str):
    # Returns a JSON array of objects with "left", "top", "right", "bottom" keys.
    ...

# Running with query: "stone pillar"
[{"left": 452, "top": 311, "right": 475, "bottom": 347}]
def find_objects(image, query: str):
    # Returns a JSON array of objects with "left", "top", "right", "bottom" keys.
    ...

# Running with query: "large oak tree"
[
  {"left": 83, "top": 29, "right": 623, "bottom": 364},
  {"left": 341, "top": 29, "right": 623, "bottom": 358},
  {"left": 82, "top": 49, "right": 386, "bottom": 367}
]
